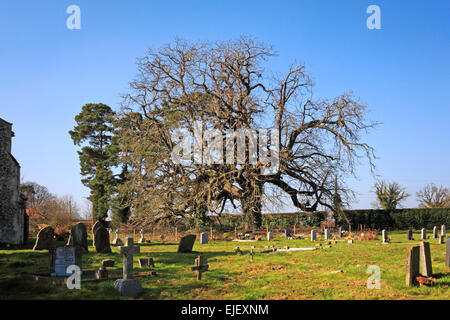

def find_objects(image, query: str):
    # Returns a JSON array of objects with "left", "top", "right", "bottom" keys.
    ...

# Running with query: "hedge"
[{"left": 336, "top": 208, "right": 450, "bottom": 230}]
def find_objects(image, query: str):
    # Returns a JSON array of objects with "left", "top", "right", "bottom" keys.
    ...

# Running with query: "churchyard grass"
[{"left": 0, "top": 231, "right": 449, "bottom": 300}]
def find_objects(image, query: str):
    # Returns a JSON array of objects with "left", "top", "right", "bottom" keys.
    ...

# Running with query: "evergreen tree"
[{"left": 69, "top": 103, "right": 116, "bottom": 222}]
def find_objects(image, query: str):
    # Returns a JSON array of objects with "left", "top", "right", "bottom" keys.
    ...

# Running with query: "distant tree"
[
  {"left": 373, "top": 180, "right": 410, "bottom": 210},
  {"left": 416, "top": 183, "right": 450, "bottom": 208},
  {"left": 69, "top": 103, "right": 117, "bottom": 222},
  {"left": 20, "top": 181, "right": 54, "bottom": 209}
]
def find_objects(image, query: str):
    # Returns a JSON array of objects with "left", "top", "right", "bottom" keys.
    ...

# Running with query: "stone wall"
[{"left": 0, "top": 119, "right": 25, "bottom": 245}]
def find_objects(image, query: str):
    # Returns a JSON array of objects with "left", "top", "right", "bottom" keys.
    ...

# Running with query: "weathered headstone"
[
  {"left": 112, "top": 229, "right": 122, "bottom": 245},
  {"left": 441, "top": 225, "right": 446, "bottom": 238},
  {"left": 102, "top": 259, "right": 115, "bottom": 268},
  {"left": 114, "top": 279, "right": 143, "bottom": 298},
  {"left": 67, "top": 223, "right": 88, "bottom": 253},
  {"left": 177, "top": 234, "right": 196, "bottom": 253},
  {"left": 118, "top": 237, "right": 140, "bottom": 280},
  {"left": 94, "top": 224, "right": 112, "bottom": 253},
  {"left": 191, "top": 255, "right": 209, "bottom": 280},
  {"left": 49, "top": 246, "right": 82, "bottom": 276},
  {"left": 33, "top": 226, "right": 54, "bottom": 250},
  {"left": 406, "top": 245, "right": 420, "bottom": 287},
  {"left": 324, "top": 229, "right": 331, "bottom": 240},
  {"left": 311, "top": 230, "right": 317, "bottom": 241},
  {"left": 420, "top": 241, "right": 432, "bottom": 277},
  {"left": 138, "top": 258, "right": 154, "bottom": 268},
  {"left": 446, "top": 238, "right": 450, "bottom": 268},
  {"left": 338, "top": 227, "right": 343, "bottom": 238},
  {"left": 438, "top": 235, "right": 445, "bottom": 244},
  {"left": 284, "top": 229, "right": 292, "bottom": 238},
  {"left": 267, "top": 231, "right": 274, "bottom": 241},
  {"left": 432, "top": 226, "right": 438, "bottom": 239},
  {"left": 200, "top": 232, "right": 209, "bottom": 244},
  {"left": 139, "top": 229, "right": 146, "bottom": 244},
  {"left": 407, "top": 229, "right": 413, "bottom": 241},
  {"left": 382, "top": 230, "right": 388, "bottom": 244},
  {"left": 421, "top": 228, "right": 426, "bottom": 240}
]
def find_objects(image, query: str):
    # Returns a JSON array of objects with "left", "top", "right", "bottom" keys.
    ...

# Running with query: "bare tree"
[
  {"left": 118, "top": 37, "right": 377, "bottom": 228},
  {"left": 416, "top": 183, "right": 450, "bottom": 208},
  {"left": 373, "top": 180, "right": 410, "bottom": 210}
]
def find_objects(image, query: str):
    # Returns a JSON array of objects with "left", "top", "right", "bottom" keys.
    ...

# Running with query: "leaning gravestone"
[
  {"left": 49, "top": 246, "right": 82, "bottom": 276},
  {"left": 92, "top": 221, "right": 103, "bottom": 248},
  {"left": 94, "top": 224, "right": 112, "bottom": 253},
  {"left": 406, "top": 245, "right": 420, "bottom": 287},
  {"left": 67, "top": 223, "right": 88, "bottom": 253},
  {"left": 446, "top": 238, "right": 450, "bottom": 268},
  {"left": 177, "top": 234, "right": 196, "bottom": 253},
  {"left": 33, "top": 226, "right": 54, "bottom": 250},
  {"left": 432, "top": 226, "right": 438, "bottom": 239},
  {"left": 420, "top": 241, "right": 433, "bottom": 277},
  {"left": 200, "top": 232, "right": 209, "bottom": 244}
]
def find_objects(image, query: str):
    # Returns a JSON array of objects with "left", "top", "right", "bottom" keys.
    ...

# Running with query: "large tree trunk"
[{"left": 240, "top": 183, "right": 263, "bottom": 229}]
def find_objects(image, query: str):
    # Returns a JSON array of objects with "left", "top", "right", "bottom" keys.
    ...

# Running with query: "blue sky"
[{"left": 1, "top": 0, "right": 449, "bottom": 213}]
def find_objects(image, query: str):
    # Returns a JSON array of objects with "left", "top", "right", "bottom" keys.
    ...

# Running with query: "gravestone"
[
  {"left": 191, "top": 256, "right": 209, "bottom": 280},
  {"left": 446, "top": 238, "right": 450, "bottom": 268},
  {"left": 267, "top": 231, "right": 274, "bottom": 241},
  {"left": 338, "top": 227, "right": 343, "bottom": 238},
  {"left": 118, "top": 237, "right": 140, "bottom": 279},
  {"left": 177, "top": 234, "right": 196, "bottom": 253},
  {"left": 311, "top": 230, "right": 317, "bottom": 241},
  {"left": 438, "top": 235, "right": 445, "bottom": 244},
  {"left": 139, "top": 229, "right": 146, "bottom": 244},
  {"left": 420, "top": 241, "right": 432, "bottom": 277},
  {"left": 200, "top": 232, "right": 209, "bottom": 244},
  {"left": 250, "top": 248, "right": 254, "bottom": 262},
  {"left": 324, "top": 229, "right": 331, "bottom": 240},
  {"left": 442, "top": 225, "right": 446, "bottom": 238},
  {"left": 382, "top": 230, "right": 388, "bottom": 244},
  {"left": 49, "top": 246, "right": 82, "bottom": 276},
  {"left": 432, "top": 226, "right": 438, "bottom": 239},
  {"left": 406, "top": 245, "right": 420, "bottom": 286},
  {"left": 138, "top": 258, "right": 154, "bottom": 268},
  {"left": 407, "top": 229, "right": 413, "bottom": 241},
  {"left": 33, "top": 226, "right": 54, "bottom": 250},
  {"left": 421, "top": 228, "right": 426, "bottom": 240},
  {"left": 112, "top": 230, "right": 122, "bottom": 245},
  {"left": 114, "top": 279, "right": 143, "bottom": 298},
  {"left": 284, "top": 229, "right": 292, "bottom": 238},
  {"left": 102, "top": 259, "right": 115, "bottom": 268},
  {"left": 67, "top": 223, "right": 88, "bottom": 253},
  {"left": 94, "top": 224, "right": 112, "bottom": 253}
]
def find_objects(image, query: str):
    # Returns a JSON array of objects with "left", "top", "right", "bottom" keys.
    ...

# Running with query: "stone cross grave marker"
[
  {"left": 324, "top": 229, "right": 331, "bottom": 240},
  {"left": 407, "top": 229, "right": 413, "bottom": 241},
  {"left": 421, "top": 228, "right": 427, "bottom": 240},
  {"left": 311, "top": 230, "right": 317, "bottom": 241},
  {"left": 419, "top": 241, "right": 433, "bottom": 277},
  {"left": 49, "top": 246, "right": 81, "bottom": 277},
  {"left": 191, "top": 255, "right": 209, "bottom": 280},
  {"left": 442, "top": 225, "right": 446, "bottom": 238},
  {"left": 118, "top": 237, "right": 140, "bottom": 280},
  {"left": 446, "top": 238, "right": 450, "bottom": 268},
  {"left": 433, "top": 226, "right": 438, "bottom": 239},
  {"left": 382, "top": 230, "right": 388, "bottom": 244},
  {"left": 406, "top": 245, "right": 420, "bottom": 287},
  {"left": 200, "top": 232, "right": 209, "bottom": 244}
]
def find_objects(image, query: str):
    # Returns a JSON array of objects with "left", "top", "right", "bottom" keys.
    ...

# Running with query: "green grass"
[{"left": 0, "top": 231, "right": 449, "bottom": 300}]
